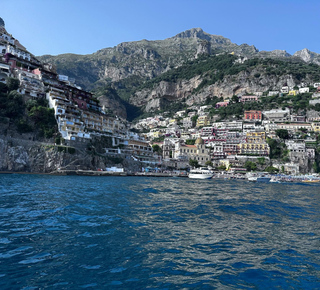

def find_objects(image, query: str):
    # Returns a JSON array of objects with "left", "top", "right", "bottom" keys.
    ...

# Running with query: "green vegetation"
[
  {"left": 257, "top": 157, "right": 266, "bottom": 165},
  {"left": 152, "top": 144, "right": 162, "bottom": 154},
  {"left": 15, "top": 119, "right": 33, "bottom": 134},
  {"left": 265, "top": 166, "right": 279, "bottom": 173},
  {"left": 56, "top": 145, "right": 76, "bottom": 154},
  {"left": 217, "top": 164, "right": 226, "bottom": 170},
  {"left": 0, "top": 80, "right": 57, "bottom": 138},
  {"left": 189, "top": 159, "right": 199, "bottom": 168},
  {"left": 28, "top": 105, "right": 57, "bottom": 138},
  {"left": 276, "top": 129, "right": 290, "bottom": 140},
  {"left": 266, "top": 138, "right": 289, "bottom": 161},
  {"left": 93, "top": 84, "right": 142, "bottom": 121},
  {"left": 205, "top": 160, "right": 213, "bottom": 167},
  {"left": 245, "top": 161, "right": 257, "bottom": 171},
  {"left": 0, "top": 81, "right": 24, "bottom": 120},
  {"left": 185, "top": 139, "right": 196, "bottom": 145},
  {"left": 137, "top": 54, "right": 320, "bottom": 94}
]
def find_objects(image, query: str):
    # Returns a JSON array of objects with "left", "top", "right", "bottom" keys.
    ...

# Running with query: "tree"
[
  {"left": 313, "top": 161, "right": 320, "bottom": 173},
  {"left": 265, "top": 166, "right": 279, "bottom": 174},
  {"left": 191, "top": 115, "right": 198, "bottom": 124},
  {"left": 245, "top": 161, "right": 257, "bottom": 171},
  {"left": 6, "top": 78, "right": 20, "bottom": 91},
  {"left": 152, "top": 144, "right": 162, "bottom": 154},
  {"left": 231, "top": 95, "right": 239, "bottom": 103},
  {"left": 217, "top": 164, "right": 226, "bottom": 170},
  {"left": 257, "top": 157, "right": 266, "bottom": 165},
  {"left": 205, "top": 160, "right": 213, "bottom": 167},
  {"left": 4, "top": 91, "right": 25, "bottom": 118},
  {"left": 189, "top": 159, "right": 199, "bottom": 168},
  {"left": 185, "top": 139, "right": 195, "bottom": 145},
  {"left": 276, "top": 129, "right": 289, "bottom": 140}
]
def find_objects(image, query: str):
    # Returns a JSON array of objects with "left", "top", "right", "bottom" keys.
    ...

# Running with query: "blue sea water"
[{"left": 0, "top": 174, "right": 319, "bottom": 289}]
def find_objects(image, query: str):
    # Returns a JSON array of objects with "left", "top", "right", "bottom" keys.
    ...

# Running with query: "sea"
[{"left": 0, "top": 174, "right": 319, "bottom": 289}]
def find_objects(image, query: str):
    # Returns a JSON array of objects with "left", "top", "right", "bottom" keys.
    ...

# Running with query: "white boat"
[
  {"left": 188, "top": 167, "right": 214, "bottom": 179},
  {"left": 246, "top": 173, "right": 271, "bottom": 183}
]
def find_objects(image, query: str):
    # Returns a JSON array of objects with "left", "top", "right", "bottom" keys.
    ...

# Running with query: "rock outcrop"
[
  {"left": 293, "top": 48, "right": 320, "bottom": 65},
  {"left": 37, "top": 28, "right": 320, "bottom": 117},
  {"left": 0, "top": 137, "right": 140, "bottom": 173},
  {"left": 130, "top": 66, "right": 314, "bottom": 111}
]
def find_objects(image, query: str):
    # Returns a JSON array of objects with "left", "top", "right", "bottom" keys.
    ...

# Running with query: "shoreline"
[{"left": 1, "top": 171, "right": 319, "bottom": 183}]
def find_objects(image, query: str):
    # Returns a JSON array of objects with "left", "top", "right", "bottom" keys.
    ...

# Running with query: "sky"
[{"left": 1, "top": 0, "right": 320, "bottom": 56}]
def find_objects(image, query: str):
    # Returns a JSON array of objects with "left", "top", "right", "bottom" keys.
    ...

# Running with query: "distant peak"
[
  {"left": 173, "top": 28, "right": 207, "bottom": 39},
  {"left": 171, "top": 28, "right": 231, "bottom": 45}
]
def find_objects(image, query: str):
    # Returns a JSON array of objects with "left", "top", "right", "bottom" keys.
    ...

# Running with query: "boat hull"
[
  {"left": 188, "top": 173, "right": 214, "bottom": 179},
  {"left": 256, "top": 177, "right": 271, "bottom": 183}
]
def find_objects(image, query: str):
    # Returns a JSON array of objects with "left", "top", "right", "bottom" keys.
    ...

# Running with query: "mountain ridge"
[{"left": 37, "top": 28, "right": 320, "bottom": 119}]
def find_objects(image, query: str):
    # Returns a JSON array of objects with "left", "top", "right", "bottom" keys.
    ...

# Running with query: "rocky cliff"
[
  {"left": 293, "top": 48, "right": 320, "bottom": 65},
  {"left": 37, "top": 28, "right": 320, "bottom": 117},
  {"left": 130, "top": 53, "right": 320, "bottom": 112},
  {"left": 0, "top": 136, "right": 141, "bottom": 173},
  {"left": 131, "top": 71, "right": 303, "bottom": 112}
]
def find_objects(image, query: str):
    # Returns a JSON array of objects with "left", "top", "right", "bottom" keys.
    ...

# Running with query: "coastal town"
[
  {"left": 132, "top": 86, "right": 320, "bottom": 176},
  {"left": 1, "top": 16, "right": 320, "bottom": 177}
]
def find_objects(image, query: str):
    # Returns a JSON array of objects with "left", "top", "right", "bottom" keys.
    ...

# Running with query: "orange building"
[{"left": 244, "top": 110, "right": 262, "bottom": 121}]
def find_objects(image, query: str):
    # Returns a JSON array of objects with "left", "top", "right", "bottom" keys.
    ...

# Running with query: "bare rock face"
[
  {"left": 131, "top": 77, "right": 202, "bottom": 112},
  {"left": 293, "top": 49, "right": 320, "bottom": 65},
  {"left": 0, "top": 136, "right": 142, "bottom": 173},
  {"left": 97, "top": 94, "right": 127, "bottom": 119},
  {"left": 131, "top": 67, "right": 313, "bottom": 110},
  {"left": 258, "top": 50, "right": 291, "bottom": 58},
  {"left": 196, "top": 40, "right": 211, "bottom": 58}
]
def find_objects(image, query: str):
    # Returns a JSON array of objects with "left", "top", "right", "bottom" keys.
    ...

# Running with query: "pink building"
[{"left": 216, "top": 101, "right": 229, "bottom": 108}]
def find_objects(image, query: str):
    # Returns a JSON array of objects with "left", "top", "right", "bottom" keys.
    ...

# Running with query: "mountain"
[
  {"left": 37, "top": 28, "right": 320, "bottom": 118},
  {"left": 38, "top": 28, "right": 258, "bottom": 90},
  {"left": 293, "top": 48, "right": 320, "bottom": 65}
]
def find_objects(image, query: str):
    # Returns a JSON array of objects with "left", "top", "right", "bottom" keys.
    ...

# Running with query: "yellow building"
[
  {"left": 152, "top": 131, "right": 161, "bottom": 139},
  {"left": 239, "top": 143, "right": 270, "bottom": 156},
  {"left": 246, "top": 131, "right": 266, "bottom": 143},
  {"left": 288, "top": 90, "right": 298, "bottom": 96},
  {"left": 239, "top": 131, "right": 269, "bottom": 155},
  {"left": 196, "top": 115, "right": 209, "bottom": 127},
  {"left": 311, "top": 123, "right": 320, "bottom": 132}
]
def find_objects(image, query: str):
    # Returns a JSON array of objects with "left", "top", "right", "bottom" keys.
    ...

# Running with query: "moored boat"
[
  {"left": 301, "top": 178, "right": 320, "bottom": 183},
  {"left": 246, "top": 172, "right": 271, "bottom": 183},
  {"left": 188, "top": 167, "right": 214, "bottom": 179}
]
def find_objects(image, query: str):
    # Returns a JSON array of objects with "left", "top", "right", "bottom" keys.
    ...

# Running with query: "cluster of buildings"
[
  {"left": 1, "top": 17, "right": 320, "bottom": 174},
  {"left": 0, "top": 17, "right": 159, "bottom": 167},
  {"left": 133, "top": 87, "right": 320, "bottom": 174}
]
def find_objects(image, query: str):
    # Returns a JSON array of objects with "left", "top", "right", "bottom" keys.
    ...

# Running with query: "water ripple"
[{"left": 0, "top": 174, "right": 319, "bottom": 288}]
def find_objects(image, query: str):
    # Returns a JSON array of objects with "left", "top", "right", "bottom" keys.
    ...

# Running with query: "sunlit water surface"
[{"left": 0, "top": 174, "right": 319, "bottom": 289}]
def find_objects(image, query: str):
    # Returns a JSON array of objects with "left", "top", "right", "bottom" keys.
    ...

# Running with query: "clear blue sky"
[{"left": 2, "top": 0, "right": 319, "bottom": 56}]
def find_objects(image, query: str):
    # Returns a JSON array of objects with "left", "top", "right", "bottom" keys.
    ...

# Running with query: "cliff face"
[
  {"left": 37, "top": 28, "right": 320, "bottom": 92},
  {"left": 37, "top": 28, "right": 320, "bottom": 117},
  {"left": 293, "top": 48, "right": 320, "bottom": 65},
  {"left": 0, "top": 137, "right": 140, "bottom": 173},
  {"left": 130, "top": 68, "right": 313, "bottom": 112}
]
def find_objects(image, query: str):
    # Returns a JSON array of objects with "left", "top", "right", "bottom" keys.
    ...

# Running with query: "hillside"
[
  {"left": 131, "top": 54, "right": 320, "bottom": 113},
  {"left": 37, "top": 28, "right": 320, "bottom": 119}
]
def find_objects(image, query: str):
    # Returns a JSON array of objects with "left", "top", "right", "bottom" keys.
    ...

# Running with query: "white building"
[
  {"left": 268, "top": 91, "right": 280, "bottom": 97},
  {"left": 299, "top": 87, "right": 310, "bottom": 94},
  {"left": 263, "top": 108, "right": 290, "bottom": 122}
]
